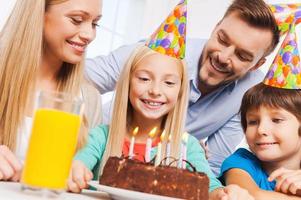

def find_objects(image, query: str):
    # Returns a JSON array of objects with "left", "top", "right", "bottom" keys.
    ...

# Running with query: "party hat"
[
  {"left": 263, "top": 23, "right": 301, "bottom": 89},
  {"left": 146, "top": 0, "right": 187, "bottom": 59},
  {"left": 269, "top": 4, "right": 301, "bottom": 35}
]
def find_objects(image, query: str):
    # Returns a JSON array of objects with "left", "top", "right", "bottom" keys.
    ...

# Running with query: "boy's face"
[
  {"left": 245, "top": 106, "right": 301, "bottom": 164},
  {"left": 129, "top": 53, "right": 182, "bottom": 122},
  {"left": 197, "top": 12, "right": 273, "bottom": 93}
]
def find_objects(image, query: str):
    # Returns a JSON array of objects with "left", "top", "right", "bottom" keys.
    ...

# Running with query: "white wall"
[
  {"left": 1, "top": 0, "right": 301, "bottom": 73},
  {"left": 0, "top": 0, "right": 16, "bottom": 31}
]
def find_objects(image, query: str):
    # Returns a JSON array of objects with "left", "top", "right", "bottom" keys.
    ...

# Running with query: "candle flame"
[
  {"left": 182, "top": 132, "right": 189, "bottom": 143},
  {"left": 133, "top": 127, "right": 139, "bottom": 136},
  {"left": 160, "top": 130, "right": 166, "bottom": 141},
  {"left": 149, "top": 127, "right": 157, "bottom": 138},
  {"left": 168, "top": 134, "right": 172, "bottom": 141}
]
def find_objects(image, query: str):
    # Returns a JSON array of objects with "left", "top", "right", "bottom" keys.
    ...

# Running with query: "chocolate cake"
[{"left": 100, "top": 157, "right": 209, "bottom": 200}]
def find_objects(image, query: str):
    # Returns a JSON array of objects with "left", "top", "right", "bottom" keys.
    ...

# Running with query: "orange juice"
[{"left": 21, "top": 108, "right": 81, "bottom": 190}]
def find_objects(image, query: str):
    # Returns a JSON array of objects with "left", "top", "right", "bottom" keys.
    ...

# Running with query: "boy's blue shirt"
[{"left": 219, "top": 148, "right": 276, "bottom": 191}]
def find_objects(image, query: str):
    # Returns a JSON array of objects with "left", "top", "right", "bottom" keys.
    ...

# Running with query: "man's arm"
[
  {"left": 85, "top": 42, "right": 140, "bottom": 94},
  {"left": 206, "top": 114, "right": 245, "bottom": 176}
]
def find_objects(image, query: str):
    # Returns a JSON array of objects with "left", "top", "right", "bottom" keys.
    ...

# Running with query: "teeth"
[
  {"left": 211, "top": 58, "right": 229, "bottom": 73},
  {"left": 68, "top": 41, "right": 85, "bottom": 51},
  {"left": 71, "top": 43, "right": 84, "bottom": 50},
  {"left": 143, "top": 100, "right": 163, "bottom": 106}
]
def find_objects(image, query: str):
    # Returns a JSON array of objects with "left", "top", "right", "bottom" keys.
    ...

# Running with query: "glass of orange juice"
[{"left": 21, "top": 91, "right": 83, "bottom": 195}]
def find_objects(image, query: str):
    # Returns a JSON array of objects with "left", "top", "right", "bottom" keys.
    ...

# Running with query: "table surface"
[{"left": 0, "top": 181, "right": 111, "bottom": 200}]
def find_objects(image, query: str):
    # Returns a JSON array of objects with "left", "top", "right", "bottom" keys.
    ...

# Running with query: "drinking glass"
[{"left": 21, "top": 91, "right": 83, "bottom": 195}]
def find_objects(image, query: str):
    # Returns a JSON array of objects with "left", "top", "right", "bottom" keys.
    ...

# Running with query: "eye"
[
  {"left": 92, "top": 20, "right": 100, "bottom": 28},
  {"left": 217, "top": 35, "right": 228, "bottom": 46},
  {"left": 247, "top": 119, "right": 258, "bottom": 126},
  {"left": 165, "top": 81, "right": 176, "bottom": 86},
  {"left": 70, "top": 17, "right": 83, "bottom": 25},
  {"left": 92, "top": 22, "right": 99, "bottom": 28},
  {"left": 236, "top": 53, "right": 249, "bottom": 62},
  {"left": 138, "top": 77, "right": 150, "bottom": 82},
  {"left": 272, "top": 118, "right": 283, "bottom": 123}
]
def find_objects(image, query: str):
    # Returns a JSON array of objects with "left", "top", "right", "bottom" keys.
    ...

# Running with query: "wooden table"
[{"left": 0, "top": 181, "right": 110, "bottom": 200}]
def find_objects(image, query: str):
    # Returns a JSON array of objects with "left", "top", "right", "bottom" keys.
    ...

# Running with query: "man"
[{"left": 85, "top": 0, "right": 280, "bottom": 175}]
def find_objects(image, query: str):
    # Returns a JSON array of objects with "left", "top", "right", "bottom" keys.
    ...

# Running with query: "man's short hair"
[{"left": 224, "top": 0, "right": 280, "bottom": 56}]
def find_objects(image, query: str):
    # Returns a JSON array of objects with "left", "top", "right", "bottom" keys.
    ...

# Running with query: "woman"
[{"left": 0, "top": 0, "right": 102, "bottom": 181}]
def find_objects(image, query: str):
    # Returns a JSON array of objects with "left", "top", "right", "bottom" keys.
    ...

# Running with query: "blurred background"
[
  {"left": 1, "top": 0, "right": 300, "bottom": 58},
  {"left": 1, "top": 0, "right": 301, "bottom": 109}
]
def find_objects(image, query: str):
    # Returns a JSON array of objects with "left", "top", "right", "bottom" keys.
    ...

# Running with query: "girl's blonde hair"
[
  {"left": 0, "top": 0, "right": 87, "bottom": 150},
  {"left": 100, "top": 45, "right": 189, "bottom": 173}
]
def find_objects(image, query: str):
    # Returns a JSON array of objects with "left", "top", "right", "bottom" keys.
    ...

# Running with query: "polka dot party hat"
[
  {"left": 269, "top": 4, "right": 301, "bottom": 36},
  {"left": 146, "top": 0, "right": 187, "bottom": 59},
  {"left": 263, "top": 23, "right": 301, "bottom": 89}
]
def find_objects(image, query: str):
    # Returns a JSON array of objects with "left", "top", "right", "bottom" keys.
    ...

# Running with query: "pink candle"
[
  {"left": 181, "top": 132, "right": 188, "bottom": 169},
  {"left": 145, "top": 127, "right": 157, "bottom": 162},
  {"left": 129, "top": 127, "right": 139, "bottom": 159}
]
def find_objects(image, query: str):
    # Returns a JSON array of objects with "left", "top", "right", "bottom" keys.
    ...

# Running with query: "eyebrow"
[
  {"left": 219, "top": 30, "right": 254, "bottom": 60},
  {"left": 135, "top": 69, "right": 180, "bottom": 79},
  {"left": 70, "top": 10, "right": 102, "bottom": 19}
]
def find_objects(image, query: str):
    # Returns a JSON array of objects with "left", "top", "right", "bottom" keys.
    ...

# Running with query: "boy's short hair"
[
  {"left": 224, "top": 0, "right": 280, "bottom": 56},
  {"left": 240, "top": 82, "right": 301, "bottom": 132}
]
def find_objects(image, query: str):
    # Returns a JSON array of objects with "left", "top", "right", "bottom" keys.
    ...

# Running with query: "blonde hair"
[
  {"left": 0, "top": 0, "right": 87, "bottom": 150},
  {"left": 100, "top": 45, "right": 189, "bottom": 173}
]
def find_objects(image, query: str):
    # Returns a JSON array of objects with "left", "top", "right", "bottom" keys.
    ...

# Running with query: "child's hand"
[
  {"left": 67, "top": 160, "right": 93, "bottom": 193},
  {"left": 0, "top": 145, "right": 23, "bottom": 181},
  {"left": 269, "top": 167, "right": 301, "bottom": 196},
  {"left": 211, "top": 185, "right": 254, "bottom": 200}
]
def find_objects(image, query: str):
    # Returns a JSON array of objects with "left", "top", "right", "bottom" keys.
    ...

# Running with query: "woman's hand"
[
  {"left": 269, "top": 167, "right": 301, "bottom": 196},
  {"left": 67, "top": 160, "right": 93, "bottom": 193},
  {"left": 0, "top": 145, "right": 22, "bottom": 181}
]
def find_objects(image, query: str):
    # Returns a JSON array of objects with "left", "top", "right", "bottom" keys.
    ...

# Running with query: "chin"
[{"left": 63, "top": 56, "right": 83, "bottom": 64}]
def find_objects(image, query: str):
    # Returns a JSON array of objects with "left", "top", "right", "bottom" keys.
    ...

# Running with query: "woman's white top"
[{"left": 15, "top": 116, "right": 33, "bottom": 162}]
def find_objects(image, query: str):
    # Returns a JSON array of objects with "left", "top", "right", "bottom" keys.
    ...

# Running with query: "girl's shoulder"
[{"left": 89, "top": 124, "right": 110, "bottom": 140}]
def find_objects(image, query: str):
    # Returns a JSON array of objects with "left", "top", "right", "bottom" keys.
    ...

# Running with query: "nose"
[
  {"left": 148, "top": 82, "right": 162, "bottom": 97},
  {"left": 79, "top": 24, "right": 96, "bottom": 44},
  {"left": 217, "top": 46, "right": 234, "bottom": 66},
  {"left": 257, "top": 120, "right": 270, "bottom": 136}
]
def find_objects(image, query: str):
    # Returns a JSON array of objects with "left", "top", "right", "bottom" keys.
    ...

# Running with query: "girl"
[
  {"left": 0, "top": 0, "right": 102, "bottom": 181},
  {"left": 68, "top": 45, "right": 254, "bottom": 200},
  {"left": 220, "top": 82, "right": 301, "bottom": 199}
]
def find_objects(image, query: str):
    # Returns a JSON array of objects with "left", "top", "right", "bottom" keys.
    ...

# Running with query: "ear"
[{"left": 250, "top": 58, "right": 266, "bottom": 71}]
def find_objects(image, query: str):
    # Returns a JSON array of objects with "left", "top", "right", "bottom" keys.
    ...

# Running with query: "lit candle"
[
  {"left": 155, "top": 130, "right": 166, "bottom": 166},
  {"left": 181, "top": 132, "right": 188, "bottom": 169},
  {"left": 129, "top": 127, "right": 139, "bottom": 159},
  {"left": 166, "top": 134, "right": 171, "bottom": 165},
  {"left": 145, "top": 127, "right": 157, "bottom": 162}
]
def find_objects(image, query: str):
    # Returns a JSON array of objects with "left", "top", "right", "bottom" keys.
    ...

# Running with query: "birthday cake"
[{"left": 100, "top": 157, "right": 209, "bottom": 200}]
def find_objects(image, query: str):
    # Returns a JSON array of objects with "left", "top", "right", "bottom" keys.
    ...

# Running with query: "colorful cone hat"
[
  {"left": 146, "top": 0, "right": 187, "bottom": 59},
  {"left": 263, "top": 23, "right": 301, "bottom": 89},
  {"left": 269, "top": 4, "right": 301, "bottom": 35}
]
